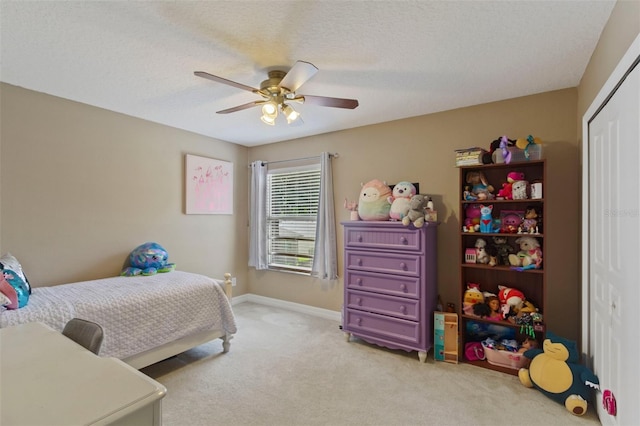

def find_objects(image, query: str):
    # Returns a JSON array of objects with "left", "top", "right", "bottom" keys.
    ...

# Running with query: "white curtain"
[
  {"left": 248, "top": 160, "right": 268, "bottom": 269},
  {"left": 311, "top": 152, "right": 338, "bottom": 280}
]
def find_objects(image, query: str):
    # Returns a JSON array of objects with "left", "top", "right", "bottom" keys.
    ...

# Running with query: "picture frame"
[{"left": 185, "top": 154, "right": 233, "bottom": 214}]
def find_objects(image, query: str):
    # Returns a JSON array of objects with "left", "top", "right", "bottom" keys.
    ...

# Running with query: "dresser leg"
[
  {"left": 344, "top": 332, "right": 351, "bottom": 342},
  {"left": 418, "top": 351, "right": 427, "bottom": 363}
]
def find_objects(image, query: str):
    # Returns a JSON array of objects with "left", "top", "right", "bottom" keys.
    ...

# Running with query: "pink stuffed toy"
[{"left": 497, "top": 171, "right": 525, "bottom": 200}]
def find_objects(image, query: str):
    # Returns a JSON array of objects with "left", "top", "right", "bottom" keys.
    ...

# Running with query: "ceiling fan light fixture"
[
  {"left": 261, "top": 113, "right": 276, "bottom": 126},
  {"left": 281, "top": 103, "right": 300, "bottom": 124},
  {"left": 261, "top": 102, "right": 277, "bottom": 116}
]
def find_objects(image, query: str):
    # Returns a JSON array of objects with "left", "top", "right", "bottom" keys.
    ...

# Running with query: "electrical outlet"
[{"left": 231, "top": 277, "right": 237, "bottom": 287}]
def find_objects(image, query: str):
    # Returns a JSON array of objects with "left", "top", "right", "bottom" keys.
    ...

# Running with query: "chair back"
[{"left": 62, "top": 318, "right": 104, "bottom": 355}]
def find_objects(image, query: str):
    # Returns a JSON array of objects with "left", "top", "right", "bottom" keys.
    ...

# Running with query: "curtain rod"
[{"left": 249, "top": 152, "right": 339, "bottom": 167}]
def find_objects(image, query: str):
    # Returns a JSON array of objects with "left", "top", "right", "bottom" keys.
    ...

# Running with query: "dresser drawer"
[
  {"left": 344, "top": 227, "right": 422, "bottom": 252},
  {"left": 346, "top": 270, "right": 420, "bottom": 298},
  {"left": 347, "top": 289, "right": 419, "bottom": 321},
  {"left": 345, "top": 250, "right": 421, "bottom": 276},
  {"left": 344, "top": 309, "right": 422, "bottom": 347}
]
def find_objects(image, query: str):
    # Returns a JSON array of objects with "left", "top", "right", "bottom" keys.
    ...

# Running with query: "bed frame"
[{"left": 122, "top": 273, "right": 234, "bottom": 369}]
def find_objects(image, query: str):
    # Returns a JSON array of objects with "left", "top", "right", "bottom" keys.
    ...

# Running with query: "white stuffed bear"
[
  {"left": 509, "top": 236, "right": 542, "bottom": 270},
  {"left": 388, "top": 181, "right": 416, "bottom": 221}
]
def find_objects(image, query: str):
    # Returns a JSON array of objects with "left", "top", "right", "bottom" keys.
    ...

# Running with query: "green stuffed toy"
[{"left": 519, "top": 331, "right": 599, "bottom": 416}]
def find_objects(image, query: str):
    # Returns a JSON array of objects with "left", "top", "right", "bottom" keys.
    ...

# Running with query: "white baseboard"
[{"left": 232, "top": 293, "right": 341, "bottom": 322}]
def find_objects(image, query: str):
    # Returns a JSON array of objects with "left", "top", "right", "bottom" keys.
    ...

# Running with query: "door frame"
[{"left": 581, "top": 32, "right": 640, "bottom": 358}]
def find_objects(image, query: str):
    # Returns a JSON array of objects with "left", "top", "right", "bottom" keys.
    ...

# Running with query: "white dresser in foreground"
[{"left": 0, "top": 322, "right": 167, "bottom": 426}]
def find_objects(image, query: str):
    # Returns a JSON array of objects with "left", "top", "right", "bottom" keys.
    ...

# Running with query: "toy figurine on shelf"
[
  {"left": 474, "top": 238, "right": 490, "bottom": 264},
  {"left": 492, "top": 236, "right": 515, "bottom": 266},
  {"left": 520, "top": 206, "right": 540, "bottom": 234},
  {"left": 479, "top": 205, "right": 495, "bottom": 233},
  {"left": 463, "top": 186, "right": 477, "bottom": 201}
]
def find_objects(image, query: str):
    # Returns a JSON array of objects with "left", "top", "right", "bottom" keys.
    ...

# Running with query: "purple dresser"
[{"left": 342, "top": 220, "right": 438, "bottom": 362}]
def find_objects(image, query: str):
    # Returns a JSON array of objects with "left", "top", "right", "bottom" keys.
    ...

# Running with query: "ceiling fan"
[{"left": 194, "top": 61, "right": 359, "bottom": 125}]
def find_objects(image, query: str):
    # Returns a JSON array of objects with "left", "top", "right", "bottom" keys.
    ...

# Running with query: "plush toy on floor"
[
  {"left": 519, "top": 331, "right": 599, "bottom": 416},
  {"left": 121, "top": 242, "right": 176, "bottom": 276}
]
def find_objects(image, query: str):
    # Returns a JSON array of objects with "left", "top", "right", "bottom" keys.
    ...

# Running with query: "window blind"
[{"left": 267, "top": 168, "right": 321, "bottom": 272}]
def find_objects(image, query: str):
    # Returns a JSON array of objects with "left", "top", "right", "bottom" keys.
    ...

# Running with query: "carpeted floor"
[{"left": 142, "top": 302, "right": 601, "bottom": 426}]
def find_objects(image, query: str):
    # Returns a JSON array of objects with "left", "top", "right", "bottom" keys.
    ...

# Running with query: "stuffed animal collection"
[
  {"left": 121, "top": 242, "right": 176, "bottom": 276},
  {"left": 351, "top": 179, "right": 436, "bottom": 226}
]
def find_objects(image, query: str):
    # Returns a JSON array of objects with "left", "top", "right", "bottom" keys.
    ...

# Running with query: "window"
[{"left": 266, "top": 164, "right": 321, "bottom": 273}]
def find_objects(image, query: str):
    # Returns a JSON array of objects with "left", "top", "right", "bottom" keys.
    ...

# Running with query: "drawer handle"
[
  {"left": 356, "top": 278, "right": 363, "bottom": 286},
  {"left": 356, "top": 297, "right": 362, "bottom": 306},
  {"left": 400, "top": 236, "right": 407, "bottom": 244},
  {"left": 356, "top": 258, "right": 362, "bottom": 266},
  {"left": 356, "top": 317, "right": 362, "bottom": 326},
  {"left": 400, "top": 305, "right": 407, "bottom": 313},
  {"left": 400, "top": 283, "right": 407, "bottom": 292},
  {"left": 357, "top": 235, "right": 363, "bottom": 242},
  {"left": 399, "top": 262, "right": 407, "bottom": 270}
]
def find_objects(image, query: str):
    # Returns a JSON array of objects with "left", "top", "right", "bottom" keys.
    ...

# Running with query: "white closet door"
[{"left": 587, "top": 58, "right": 639, "bottom": 425}]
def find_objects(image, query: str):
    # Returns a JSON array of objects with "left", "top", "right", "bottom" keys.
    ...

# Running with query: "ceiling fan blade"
[
  {"left": 279, "top": 61, "right": 318, "bottom": 92},
  {"left": 216, "top": 100, "right": 263, "bottom": 114},
  {"left": 300, "top": 94, "right": 359, "bottom": 109},
  {"left": 194, "top": 71, "right": 258, "bottom": 93}
]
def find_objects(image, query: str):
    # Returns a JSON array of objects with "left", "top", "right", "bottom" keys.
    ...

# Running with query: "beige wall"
[
  {"left": 249, "top": 88, "right": 580, "bottom": 339},
  {"left": 0, "top": 83, "right": 250, "bottom": 295}
]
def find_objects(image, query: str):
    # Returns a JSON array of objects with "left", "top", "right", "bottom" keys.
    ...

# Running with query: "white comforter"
[{"left": 0, "top": 271, "right": 237, "bottom": 359}]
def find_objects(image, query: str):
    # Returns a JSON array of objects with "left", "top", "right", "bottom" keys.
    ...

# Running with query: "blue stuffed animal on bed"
[{"left": 121, "top": 242, "right": 176, "bottom": 276}]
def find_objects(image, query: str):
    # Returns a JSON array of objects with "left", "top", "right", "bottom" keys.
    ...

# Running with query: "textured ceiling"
[{"left": 0, "top": 1, "right": 615, "bottom": 147}]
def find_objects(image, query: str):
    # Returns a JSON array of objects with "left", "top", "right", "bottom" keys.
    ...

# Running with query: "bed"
[{"left": 0, "top": 271, "right": 237, "bottom": 369}]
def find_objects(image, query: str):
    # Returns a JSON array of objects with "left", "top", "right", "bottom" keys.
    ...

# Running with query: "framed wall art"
[{"left": 185, "top": 154, "right": 233, "bottom": 214}]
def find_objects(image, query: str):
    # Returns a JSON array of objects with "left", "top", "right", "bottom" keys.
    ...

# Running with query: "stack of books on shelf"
[{"left": 455, "top": 147, "right": 486, "bottom": 167}]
